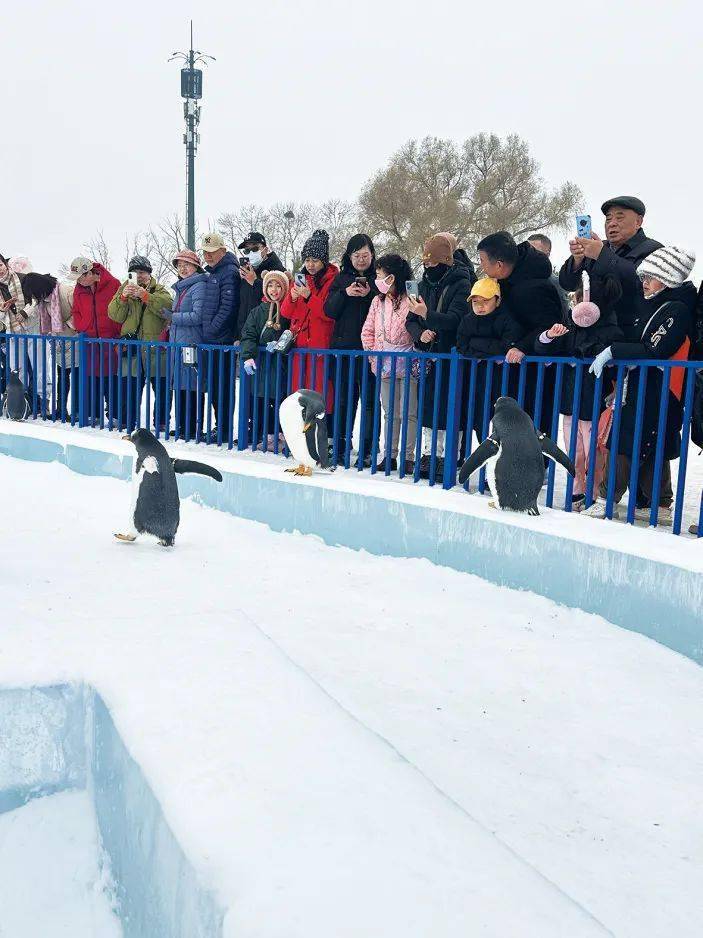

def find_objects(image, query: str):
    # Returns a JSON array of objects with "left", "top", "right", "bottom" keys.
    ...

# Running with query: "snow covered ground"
[
  {"left": 1, "top": 452, "right": 702, "bottom": 936},
  {"left": 0, "top": 790, "right": 122, "bottom": 937}
]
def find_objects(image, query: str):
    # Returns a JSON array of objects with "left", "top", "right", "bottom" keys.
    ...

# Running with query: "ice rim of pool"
[{"left": 0, "top": 683, "right": 223, "bottom": 936}]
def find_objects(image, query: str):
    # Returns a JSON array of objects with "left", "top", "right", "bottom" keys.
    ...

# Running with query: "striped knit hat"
[{"left": 637, "top": 246, "right": 695, "bottom": 288}]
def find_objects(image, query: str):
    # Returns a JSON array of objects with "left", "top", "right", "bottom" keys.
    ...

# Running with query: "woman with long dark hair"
[{"left": 325, "top": 234, "right": 378, "bottom": 462}]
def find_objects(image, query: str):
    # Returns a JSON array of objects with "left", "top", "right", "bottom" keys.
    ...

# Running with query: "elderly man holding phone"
[{"left": 559, "top": 196, "right": 662, "bottom": 340}]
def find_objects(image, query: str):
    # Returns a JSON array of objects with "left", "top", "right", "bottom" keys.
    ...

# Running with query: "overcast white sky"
[{"left": 5, "top": 0, "right": 701, "bottom": 278}]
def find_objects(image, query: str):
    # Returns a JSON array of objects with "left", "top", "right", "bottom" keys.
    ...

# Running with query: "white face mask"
[{"left": 248, "top": 250, "right": 263, "bottom": 268}]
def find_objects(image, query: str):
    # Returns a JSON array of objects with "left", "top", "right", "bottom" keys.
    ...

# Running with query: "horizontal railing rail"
[{"left": 2, "top": 332, "right": 701, "bottom": 537}]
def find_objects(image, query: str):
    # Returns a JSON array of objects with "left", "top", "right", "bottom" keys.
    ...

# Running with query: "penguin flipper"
[
  {"left": 172, "top": 458, "right": 223, "bottom": 482},
  {"left": 458, "top": 437, "right": 499, "bottom": 485},
  {"left": 538, "top": 432, "right": 575, "bottom": 477}
]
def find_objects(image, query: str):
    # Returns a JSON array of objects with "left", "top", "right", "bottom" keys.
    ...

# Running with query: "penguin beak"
[
  {"left": 303, "top": 421, "right": 313, "bottom": 432},
  {"left": 122, "top": 435, "right": 132, "bottom": 442}
]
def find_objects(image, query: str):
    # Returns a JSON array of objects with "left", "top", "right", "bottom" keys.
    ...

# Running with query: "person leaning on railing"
[
  {"left": 281, "top": 229, "right": 338, "bottom": 424},
  {"left": 21, "top": 272, "right": 77, "bottom": 416},
  {"left": 456, "top": 276, "right": 522, "bottom": 443},
  {"left": 360, "top": 254, "right": 418, "bottom": 473},
  {"left": 587, "top": 246, "right": 697, "bottom": 525},
  {"left": 533, "top": 273, "right": 623, "bottom": 512},
  {"left": 108, "top": 256, "right": 172, "bottom": 432},
  {"left": 406, "top": 234, "right": 474, "bottom": 481},
  {"left": 167, "top": 249, "right": 208, "bottom": 441},
  {"left": 240, "top": 269, "right": 291, "bottom": 450}
]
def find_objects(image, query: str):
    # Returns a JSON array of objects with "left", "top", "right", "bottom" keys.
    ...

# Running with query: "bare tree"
[
  {"left": 82, "top": 230, "right": 112, "bottom": 269},
  {"left": 360, "top": 134, "right": 582, "bottom": 268}
]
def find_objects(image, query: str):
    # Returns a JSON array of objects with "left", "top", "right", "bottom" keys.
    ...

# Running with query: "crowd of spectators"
[{"left": 2, "top": 195, "right": 701, "bottom": 528}]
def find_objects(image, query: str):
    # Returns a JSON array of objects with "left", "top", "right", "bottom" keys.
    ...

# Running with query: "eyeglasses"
[
  {"left": 241, "top": 246, "right": 263, "bottom": 255},
  {"left": 351, "top": 251, "right": 372, "bottom": 260}
]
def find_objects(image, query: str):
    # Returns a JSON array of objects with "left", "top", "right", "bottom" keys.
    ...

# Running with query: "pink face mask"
[{"left": 375, "top": 275, "right": 392, "bottom": 294}]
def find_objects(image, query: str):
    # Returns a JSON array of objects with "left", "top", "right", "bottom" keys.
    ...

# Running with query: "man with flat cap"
[{"left": 559, "top": 196, "right": 662, "bottom": 339}]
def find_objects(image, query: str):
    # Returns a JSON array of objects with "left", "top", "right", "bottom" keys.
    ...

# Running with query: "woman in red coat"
[{"left": 281, "top": 229, "right": 338, "bottom": 413}]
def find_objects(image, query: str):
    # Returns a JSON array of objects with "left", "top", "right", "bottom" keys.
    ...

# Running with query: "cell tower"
[{"left": 169, "top": 23, "right": 215, "bottom": 250}]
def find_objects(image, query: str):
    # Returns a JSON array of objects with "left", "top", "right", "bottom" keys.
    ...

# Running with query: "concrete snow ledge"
[{"left": 2, "top": 425, "right": 702, "bottom": 665}]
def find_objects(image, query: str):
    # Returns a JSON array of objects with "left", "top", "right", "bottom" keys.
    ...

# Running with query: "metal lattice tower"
[{"left": 169, "top": 23, "right": 215, "bottom": 250}]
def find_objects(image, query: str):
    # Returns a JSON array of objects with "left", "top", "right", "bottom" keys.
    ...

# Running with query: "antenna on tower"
[{"left": 168, "top": 22, "right": 215, "bottom": 250}]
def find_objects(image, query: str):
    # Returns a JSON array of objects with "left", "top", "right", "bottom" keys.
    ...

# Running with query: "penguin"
[
  {"left": 458, "top": 396, "right": 575, "bottom": 516},
  {"left": 2, "top": 370, "right": 29, "bottom": 421},
  {"left": 115, "top": 429, "right": 223, "bottom": 546},
  {"left": 279, "top": 389, "right": 331, "bottom": 477}
]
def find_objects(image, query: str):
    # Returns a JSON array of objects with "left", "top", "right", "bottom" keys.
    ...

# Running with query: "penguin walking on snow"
[
  {"left": 279, "top": 389, "right": 331, "bottom": 476},
  {"left": 458, "top": 397, "right": 575, "bottom": 515},
  {"left": 115, "top": 429, "right": 223, "bottom": 546},
  {"left": 2, "top": 370, "right": 29, "bottom": 421}
]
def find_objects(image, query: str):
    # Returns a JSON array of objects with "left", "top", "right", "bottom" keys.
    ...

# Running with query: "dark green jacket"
[
  {"left": 240, "top": 301, "right": 291, "bottom": 399},
  {"left": 108, "top": 277, "right": 172, "bottom": 377}
]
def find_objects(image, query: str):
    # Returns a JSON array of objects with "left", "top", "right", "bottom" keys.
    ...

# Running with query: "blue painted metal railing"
[{"left": 2, "top": 331, "right": 702, "bottom": 537}]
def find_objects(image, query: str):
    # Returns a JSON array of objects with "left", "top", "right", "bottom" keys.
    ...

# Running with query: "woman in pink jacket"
[{"left": 361, "top": 254, "right": 418, "bottom": 472}]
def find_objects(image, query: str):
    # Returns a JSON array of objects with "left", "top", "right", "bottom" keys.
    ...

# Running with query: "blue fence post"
[
  {"left": 442, "top": 349, "right": 463, "bottom": 490},
  {"left": 77, "top": 334, "right": 87, "bottom": 428}
]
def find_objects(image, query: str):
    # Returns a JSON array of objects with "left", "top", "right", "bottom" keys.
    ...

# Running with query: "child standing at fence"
[
  {"left": 534, "top": 272, "right": 623, "bottom": 510},
  {"left": 361, "top": 254, "right": 418, "bottom": 472},
  {"left": 456, "top": 277, "right": 522, "bottom": 441}
]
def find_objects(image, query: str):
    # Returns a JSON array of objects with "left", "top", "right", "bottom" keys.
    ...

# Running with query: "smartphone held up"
[{"left": 576, "top": 214, "right": 592, "bottom": 240}]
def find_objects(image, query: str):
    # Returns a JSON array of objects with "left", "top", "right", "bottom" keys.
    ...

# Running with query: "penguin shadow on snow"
[
  {"left": 115, "top": 429, "right": 222, "bottom": 548},
  {"left": 458, "top": 397, "right": 575, "bottom": 516},
  {"left": 279, "top": 389, "right": 335, "bottom": 477}
]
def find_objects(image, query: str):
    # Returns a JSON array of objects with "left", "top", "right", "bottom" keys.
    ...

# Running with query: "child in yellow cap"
[{"left": 457, "top": 277, "right": 522, "bottom": 441}]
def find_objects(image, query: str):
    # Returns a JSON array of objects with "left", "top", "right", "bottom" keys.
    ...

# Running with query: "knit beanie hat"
[
  {"left": 262, "top": 270, "right": 290, "bottom": 299},
  {"left": 128, "top": 255, "right": 152, "bottom": 274},
  {"left": 302, "top": 229, "right": 330, "bottom": 264},
  {"left": 436, "top": 232, "right": 459, "bottom": 255},
  {"left": 637, "top": 246, "right": 696, "bottom": 288},
  {"left": 9, "top": 255, "right": 33, "bottom": 276},
  {"left": 422, "top": 234, "right": 454, "bottom": 267}
]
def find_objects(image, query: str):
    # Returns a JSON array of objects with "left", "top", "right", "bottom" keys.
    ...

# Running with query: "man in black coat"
[
  {"left": 478, "top": 231, "right": 563, "bottom": 435},
  {"left": 559, "top": 196, "right": 662, "bottom": 340},
  {"left": 235, "top": 231, "right": 286, "bottom": 341}
]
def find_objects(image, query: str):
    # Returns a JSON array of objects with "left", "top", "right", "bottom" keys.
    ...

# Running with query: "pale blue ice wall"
[
  {"left": 92, "top": 692, "right": 224, "bottom": 937},
  {"left": 2, "top": 429, "right": 702, "bottom": 663},
  {"left": 0, "top": 684, "right": 86, "bottom": 812},
  {"left": 0, "top": 683, "right": 223, "bottom": 936}
]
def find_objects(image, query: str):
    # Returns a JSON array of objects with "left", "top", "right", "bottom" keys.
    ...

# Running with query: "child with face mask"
[
  {"left": 456, "top": 277, "right": 522, "bottom": 443},
  {"left": 361, "top": 254, "right": 418, "bottom": 472}
]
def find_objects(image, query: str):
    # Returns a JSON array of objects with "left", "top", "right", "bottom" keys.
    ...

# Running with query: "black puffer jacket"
[
  {"left": 324, "top": 268, "right": 377, "bottom": 350},
  {"left": 453, "top": 248, "right": 478, "bottom": 285},
  {"left": 236, "top": 252, "right": 286, "bottom": 340},
  {"left": 499, "top": 242, "right": 563, "bottom": 352},
  {"left": 456, "top": 306, "right": 522, "bottom": 358},
  {"left": 610, "top": 282, "right": 695, "bottom": 460},
  {"left": 533, "top": 309, "right": 623, "bottom": 418},
  {"left": 559, "top": 229, "right": 663, "bottom": 340}
]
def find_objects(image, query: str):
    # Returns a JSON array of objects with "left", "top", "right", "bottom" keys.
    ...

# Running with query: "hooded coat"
[
  {"left": 170, "top": 272, "right": 208, "bottom": 392},
  {"left": 499, "top": 243, "right": 563, "bottom": 352},
  {"left": 324, "top": 266, "right": 377, "bottom": 350},
  {"left": 406, "top": 263, "right": 474, "bottom": 430},
  {"left": 71, "top": 262, "right": 121, "bottom": 376}
]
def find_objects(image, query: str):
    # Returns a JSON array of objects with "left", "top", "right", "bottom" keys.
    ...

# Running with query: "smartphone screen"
[
  {"left": 405, "top": 280, "right": 419, "bottom": 299},
  {"left": 354, "top": 277, "right": 367, "bottom": 287},
  {"left": 576, "top": 214, "right": 592, "bottom": 239},
  {"left": 295, "top": 273, "right": 306, "bottom": 287}
]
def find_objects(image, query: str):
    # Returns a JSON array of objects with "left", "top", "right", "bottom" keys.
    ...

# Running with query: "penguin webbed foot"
[
  {"left": 285, "top": 464, "right": 313, "bottom": 477},
  {"left": 114, "top": 532, "right": 137, "bottom": 543}
]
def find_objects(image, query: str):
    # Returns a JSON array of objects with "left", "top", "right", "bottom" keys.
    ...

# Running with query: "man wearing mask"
[
  {"left": 559, "top": 196, "right": 662, "bottom": 340},
  {"left": 200, "top": 232, "right": 240, "bottom": 442},
  {"left": 235, "top": 232, "right": 285, "bottom": 341}
]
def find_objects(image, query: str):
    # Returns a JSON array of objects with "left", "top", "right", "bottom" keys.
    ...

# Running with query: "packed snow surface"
[
  {"left": 0, "top": 790, "right": 122, "bottom": 937},
  {"left": 1, "top": 452, "right": 702, "bottom": 936}
]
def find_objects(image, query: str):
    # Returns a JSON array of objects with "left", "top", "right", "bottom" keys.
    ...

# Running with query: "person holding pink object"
[{"left": 534, "top": 272, "right": 623, "bottom": 509}]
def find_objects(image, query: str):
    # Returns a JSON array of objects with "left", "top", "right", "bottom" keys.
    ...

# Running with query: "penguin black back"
[
  {"left": 130, "top": 430, "right": 181, "bottom": 542},
  {"left": 489, "top": 398, "right": 545, "bottom": 512},
  {"left": 3, "top": 371, "right": 29, "bottom": 421}
]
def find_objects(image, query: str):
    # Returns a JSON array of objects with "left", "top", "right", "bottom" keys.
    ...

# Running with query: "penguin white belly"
[
  {"left": 485, "top": 447, "right": 502, "bottom": 509},
  {"left": 279, "top": 394, "right": 316, "bottom": 468}
]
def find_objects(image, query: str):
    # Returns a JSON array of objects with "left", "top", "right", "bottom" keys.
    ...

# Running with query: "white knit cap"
[{"left": 637, "top": 246, "right": 695, "bottom": 288}]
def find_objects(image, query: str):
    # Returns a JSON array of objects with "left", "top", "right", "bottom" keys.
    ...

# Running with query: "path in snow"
[{"left": 0, "top": 454, "right": 702, "bottom": 936}]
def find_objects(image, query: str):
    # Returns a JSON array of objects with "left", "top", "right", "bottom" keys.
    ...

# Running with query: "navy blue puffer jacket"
[{"left": 202, "top": 251, "right": 240, "bottom": 344}]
